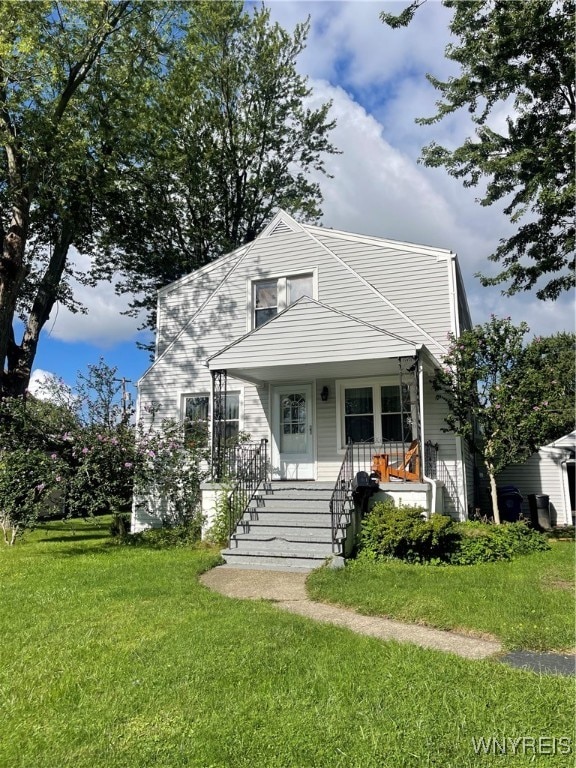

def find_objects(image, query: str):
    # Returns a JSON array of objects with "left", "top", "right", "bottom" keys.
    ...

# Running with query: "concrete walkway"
[{"left": 200, "top": 566, "right": 502, "bottom": 661}]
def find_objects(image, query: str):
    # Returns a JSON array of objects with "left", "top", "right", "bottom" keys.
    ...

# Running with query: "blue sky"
[{"left": 29, "top": 0, "right": 575, "bottom": 397}]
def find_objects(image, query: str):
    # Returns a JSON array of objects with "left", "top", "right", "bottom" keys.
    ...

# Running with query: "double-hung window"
[
  {"left": 254, "top": 280, "right": 278, "bottom": 328},
  {"left": 252, "top": 273, "right": 313, "bottom": 328},
  {"left": 182, "top": 392, "right": 241, "bottom": 446},
  {"left": 339, "top": 379, "right": 413, "bottom": 447}
]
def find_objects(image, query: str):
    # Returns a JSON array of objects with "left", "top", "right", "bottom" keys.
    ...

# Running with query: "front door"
[{"left": 272, "top": 384, "right": 315, "bottom": 480}]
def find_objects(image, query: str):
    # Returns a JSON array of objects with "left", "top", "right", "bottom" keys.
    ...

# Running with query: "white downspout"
[
  {"left": 419, "top": 356, "right": 437, "bottom": 517},
  {"left": 449, "top": 253, "right": 468, "bottom": 520}
]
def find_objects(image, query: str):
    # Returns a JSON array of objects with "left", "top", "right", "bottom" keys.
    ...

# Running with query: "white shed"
[{"left": 496, "top": 432, "right": 575, "bottom": 527}]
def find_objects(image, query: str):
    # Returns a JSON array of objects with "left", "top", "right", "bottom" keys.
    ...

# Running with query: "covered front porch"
[
  {"left": 206, "top": 295, "right": 443, "bottom": 485},
  {"left": 200, "top": 299, "right": 457, "bottom": 562}
]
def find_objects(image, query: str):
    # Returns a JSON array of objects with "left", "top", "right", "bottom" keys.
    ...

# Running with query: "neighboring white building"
[
  {"left": 132, "top": 210, "right": 475, "bottom": 561},
  {"left": 497, "top": 432, "right": 576, "bottom": 527}
]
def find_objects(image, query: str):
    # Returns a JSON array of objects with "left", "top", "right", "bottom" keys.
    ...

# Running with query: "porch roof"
[{"left": 207, "top": 297, "right": 424, "bottom": 384}]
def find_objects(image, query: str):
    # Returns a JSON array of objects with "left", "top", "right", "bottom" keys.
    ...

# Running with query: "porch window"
[
  {"left": 344, "top": 386, "right": 374, "bottom": 443},
  {"left": 252, "top": 273, "right": 313, "bottom": 329},
  {"left": 183, "top": 394, "right": 209, "bottom": 447},
  {"left": 222, "top": 392, "right": 240, "bottom": 442},
  {"left": 339, "top": 379, "right": 414, "bottom": 447},
  {"left": 380, "top": 384, "right": 411, "bottom": 441}
]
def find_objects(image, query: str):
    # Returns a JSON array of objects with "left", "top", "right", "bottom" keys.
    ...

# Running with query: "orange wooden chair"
[{"left": 372, "top": 440, "right": 420, "bottom": 482}]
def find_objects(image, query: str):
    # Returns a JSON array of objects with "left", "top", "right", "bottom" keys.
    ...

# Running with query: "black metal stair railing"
[
  {"left": 226, "top": 439, "right": 268, "bottom": 545},
  {"left": 329, "top": 441, "right": 355, "bottom": 554}
]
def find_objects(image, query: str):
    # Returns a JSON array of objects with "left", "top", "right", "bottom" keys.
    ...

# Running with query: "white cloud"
[
  {"left": 38, "top": 2, "right": 571, "bottom": 345},
  {"left": 28, "top": 368, "right": 75, "bottom": 406},
  {"left": 28, "top": 368, "right": 59, "bottom": 398},
  {"left": 43, "top": 249, "right": 145, "bottom": 347},
  {"left": 306, "top": 81, "right": 572, "bottom": 335}
]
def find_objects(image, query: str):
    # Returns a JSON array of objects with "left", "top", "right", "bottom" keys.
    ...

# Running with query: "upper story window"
[
  {"left": 252, "top": 273, "right": 313, "bottom": 328},
  {"left": 254, "top": 280, "right": 278, "bottom": 328}
]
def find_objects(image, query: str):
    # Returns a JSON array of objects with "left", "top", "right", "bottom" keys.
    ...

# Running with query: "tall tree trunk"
[
  {"left": 0, "top": 208, "right": 30, "bottom": 398},
  {"left": 487, "top": 467, "right": 501, "bottom": 525},
  {"left": 1, "top": 227, "right": 73, "bottom": 398}
]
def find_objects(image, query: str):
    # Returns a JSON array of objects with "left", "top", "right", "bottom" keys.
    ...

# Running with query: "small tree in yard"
[
  {"left": 433, "top": 317, "right": 575, "bottom": 524},
  {"left": 0, "top": 359, "right": 210, "bottom": 543}
]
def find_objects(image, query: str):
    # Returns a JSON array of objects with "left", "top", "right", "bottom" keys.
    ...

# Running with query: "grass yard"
[
  {"left": 307, "top": 543, "right": 576, "bottom": 652},
  {"left": 0, "top": 519, "right": 574, "bottom": 768}
]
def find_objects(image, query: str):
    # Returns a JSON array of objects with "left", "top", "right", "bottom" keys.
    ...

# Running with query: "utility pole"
[{"left": 113, "top": 377, "right": 133, "bottom": 422}]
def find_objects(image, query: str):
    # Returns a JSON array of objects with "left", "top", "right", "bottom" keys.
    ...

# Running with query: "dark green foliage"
[
  {"left": 359, "top": 500, "right": 458, "bottom": 563},
  {"left": 360, "top": 501, "right": 550, "bottom": 565},
  {"left": 450, "top": 521, "right": 550, "bottom": 565},
  {"left": 432, "top": 318, "right": 575, "bottom": 523},
  {"left": 95, "top": 1, "right": 338, "bottom": 343},
  {"left": 117, "top": 520, "right": 206, "bottom": 549},
  {"left": 381, "top": 0, "right": 575, "bottom": 301},
  {"left": 0, "top": 2, "right": 176, "bottom": 396},
  {"left": 546, "top": 526, "right": 575, "bottom": 540}
]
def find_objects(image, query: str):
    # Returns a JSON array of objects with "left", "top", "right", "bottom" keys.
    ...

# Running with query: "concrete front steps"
[{"left": 221, "top": 481, "right": 336, "bottom": 570}]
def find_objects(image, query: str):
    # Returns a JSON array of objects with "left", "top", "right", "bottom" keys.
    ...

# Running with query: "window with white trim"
[
  {"left": 183, "top": 394, "right": 209, "bottom": 448},
  {"left": 182, "top": 392, "right": 241, "bottom": 446},
  {"left": 338, "top": 379, "right": 414, "bottom": 447},
  {"left": 252, "top": 273, "right": 313, "bottom": 328}
]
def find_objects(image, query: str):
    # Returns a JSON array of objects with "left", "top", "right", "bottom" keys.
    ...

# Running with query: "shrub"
[
  {"left": 547, "top": 526, "right": 575, "bottom": 540},
  {"left": 450, "top": 521, "right": 551, "bottom": 565},
  {"left": 359, "top": 500, "right": 458, "bottom": 564},
  {"left": 359, "top": 502, "right": 551, "bottom": 566},
  {"left": 118, "top": 519, "right": 204, "bottom": 549},
  {"left": 0, "top": 447, "right": 67, "bottom": 544}
]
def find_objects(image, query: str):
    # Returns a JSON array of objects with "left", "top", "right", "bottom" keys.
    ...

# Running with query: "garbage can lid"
[{"left": 497, "top": 485, "right": 521, "bottom": 495}]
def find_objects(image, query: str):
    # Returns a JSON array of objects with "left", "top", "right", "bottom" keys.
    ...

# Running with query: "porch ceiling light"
[{"left": 320, "top": 386, "right": 329, "bottom": 402}]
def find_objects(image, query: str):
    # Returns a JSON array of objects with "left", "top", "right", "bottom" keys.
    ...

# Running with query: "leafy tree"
[
  {"left": 0, "top": 1, "right": 179, "bottom": 397},
  {"left": 433, "top": 318, "right": 575, "bottom": 524},
  {"left": 0, "top": 358, "right": 210, "bottom": 542},
  {"left": 93, "top": 0, "right": 338, "bottom": 342},
  {"left": 381, "top": 0, "right": 575, "bottom": 300}
]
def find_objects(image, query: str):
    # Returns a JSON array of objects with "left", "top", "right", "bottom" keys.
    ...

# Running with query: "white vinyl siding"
[
  {"left": 496, "top": 449, "right": 573, "bottom": 526},
  {"left": 139, "top": 210, "right": 469, "bottom": 515},
  {"left": 311, "top": 231, "right": 451, "bottom": 352}
]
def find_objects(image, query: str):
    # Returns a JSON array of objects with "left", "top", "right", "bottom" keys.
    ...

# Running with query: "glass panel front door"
[
  {"left": 272, "top": 384, "right": 314, "bottom": 480},
  {"left": 280, "top": 392, "right": 308, "bottom": 454}
]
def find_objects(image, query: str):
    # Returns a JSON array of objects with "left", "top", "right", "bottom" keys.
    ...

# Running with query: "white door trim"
[{"left": 271, "top": 383, "right": 315, "bottom": 480}]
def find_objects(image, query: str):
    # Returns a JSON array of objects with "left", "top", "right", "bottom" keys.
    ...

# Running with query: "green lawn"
[
  {"left": 307, "top": 543, "right": 575, "bottom": 652},
  {"left": 0, "top": 519, "right": 573, "bottom": 768}
]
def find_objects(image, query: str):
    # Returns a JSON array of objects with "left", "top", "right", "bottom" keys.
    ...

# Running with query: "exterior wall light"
[{"left": 320, "top": 386, "right": 329, "bottom": 402}]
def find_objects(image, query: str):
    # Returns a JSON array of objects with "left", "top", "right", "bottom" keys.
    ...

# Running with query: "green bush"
[
  {"left": 547, "top": 525, "right": 575, "bottom": 540},
  {"left": 450, "top": 521, "right": 550, "bottom": 565},
  {"left": 359, "top": 502, "right": 551, "bottom": 566},
  {"left": 117, "top": 519, "right": 203, "bottom": 549},
  {"left": 359, "top": 500, "right": 458, "bottom": 563}
]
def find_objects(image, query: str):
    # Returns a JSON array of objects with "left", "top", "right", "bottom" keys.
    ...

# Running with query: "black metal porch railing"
[
  {"left": 226, "top": 439, "right": 268, "bottom": 544},
  {"left": 329, "top": 441, "right": 355, "bottom": 554},
  {"left": 424, "top": 440, "right": 439, "bottom": 479},
  {"left": 330, "top": 437, "right": 432, "bottom": 553},
  {"left": 347, "top": 439, "right": 422, "bottom": 483}
]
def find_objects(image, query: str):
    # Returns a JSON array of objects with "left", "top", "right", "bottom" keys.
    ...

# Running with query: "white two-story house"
[{"left": 133, "top": 210, "right": 474, "bottom": 567}]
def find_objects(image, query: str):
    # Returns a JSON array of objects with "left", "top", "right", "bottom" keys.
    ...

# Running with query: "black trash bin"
[
  {"left": 528, "top": 494, "right": 551, "bottom": 531},
  {"left": 497, "top": 485, "right": 523, "bottom": 523}
]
